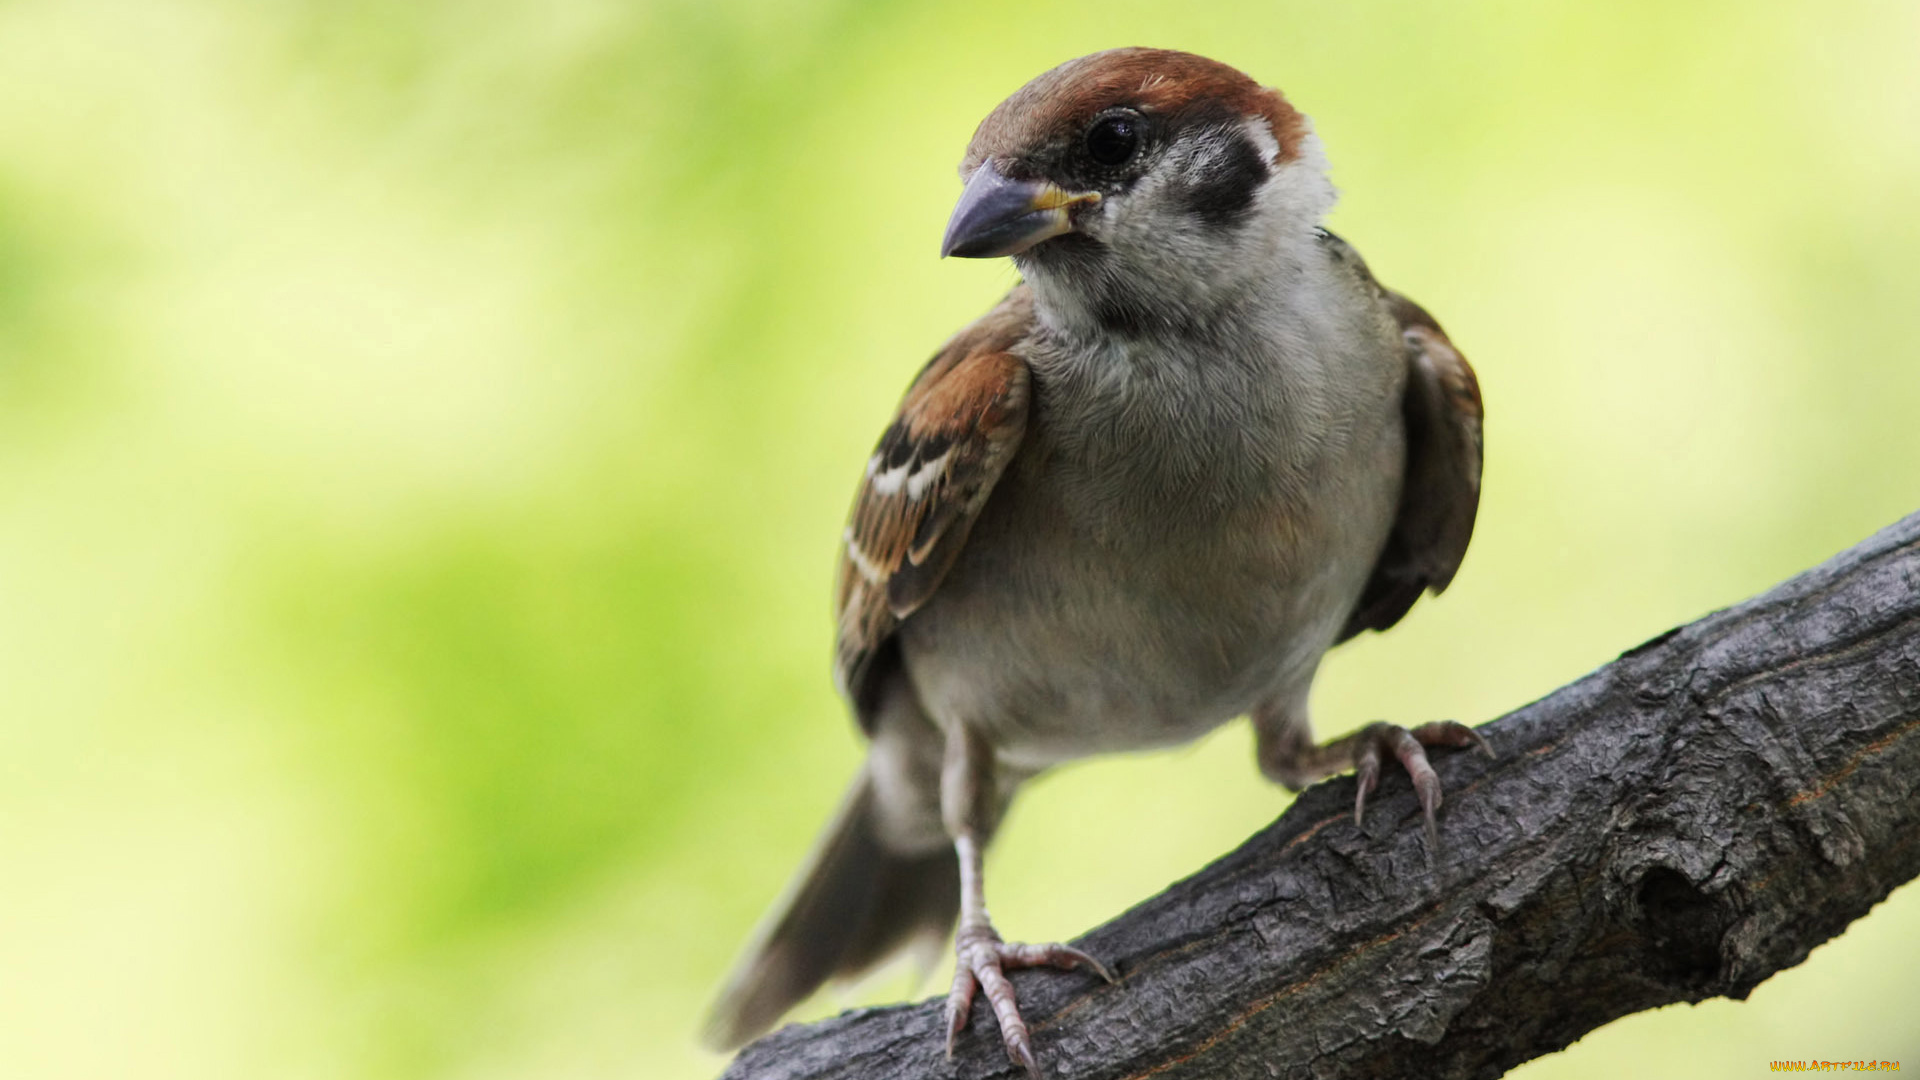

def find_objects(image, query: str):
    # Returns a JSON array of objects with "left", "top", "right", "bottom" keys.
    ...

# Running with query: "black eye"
[{"left": 1084, "top": 115, "right": 1139, "bottom": 167}]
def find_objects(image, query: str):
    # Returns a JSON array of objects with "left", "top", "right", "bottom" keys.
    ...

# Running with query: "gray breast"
[{"left": 898, "top": 279, "right": 1407, "bottom": 766}]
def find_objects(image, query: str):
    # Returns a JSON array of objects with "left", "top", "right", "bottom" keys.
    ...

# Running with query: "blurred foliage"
[{"left": 1, "top": 1, "right": 1917, "bottom": 1078}]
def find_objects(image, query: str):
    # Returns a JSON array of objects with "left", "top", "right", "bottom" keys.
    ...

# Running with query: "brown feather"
[
  {"left": 1338, "top": 259, "right": 1485, "bottom": 642},
  {"left": 961, "top": 48, "right": 1308, "bottom": 175},
  {"left": 834, "top": 288, "right": 1035, "bottom": 728}
]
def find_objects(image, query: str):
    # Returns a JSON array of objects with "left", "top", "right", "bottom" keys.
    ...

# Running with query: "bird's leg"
[
  {"left": 1255, "top": 703, "right": 1493, "bottom": 852},
  {"left": 941, "top": 725, "right": 1115, "bottom": 1079}
]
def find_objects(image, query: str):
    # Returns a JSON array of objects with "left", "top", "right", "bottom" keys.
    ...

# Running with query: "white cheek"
[
  {"left": 1242, "top": 115, "right": 1281, "bottom": 165},
  {"left": 1257, "top": 128, "right": 1337, "bottom": 233},
  {"left": 1026, "top": 118, "right": 1339, "bottom": 336}
]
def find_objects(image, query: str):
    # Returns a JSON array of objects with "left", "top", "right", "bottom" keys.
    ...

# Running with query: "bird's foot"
[
  {"left": 1348, "top": 720, "right": 1494, "bottom": 852},
  {"left": 944, "top": 921, "right": 1115, "bottom": 1079}
]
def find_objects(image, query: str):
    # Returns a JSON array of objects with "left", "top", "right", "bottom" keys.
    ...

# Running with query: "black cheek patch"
[{"left": 1184, "top": 133, "right": 1269, "bottom": 229}]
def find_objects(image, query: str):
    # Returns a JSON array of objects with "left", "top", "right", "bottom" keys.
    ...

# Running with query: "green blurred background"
[{"left": 2, "top": 0, "right": 1917, "bottom": 1077}]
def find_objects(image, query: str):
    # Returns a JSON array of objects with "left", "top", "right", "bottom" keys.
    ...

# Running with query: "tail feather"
[{"left": 701, "top": 770, "right": 959, "bottom": 1051}]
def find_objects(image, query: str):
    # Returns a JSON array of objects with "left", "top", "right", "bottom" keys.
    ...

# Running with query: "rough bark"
[{"left": 719, "top": 512, "right": 1920, "bottom": 1080}]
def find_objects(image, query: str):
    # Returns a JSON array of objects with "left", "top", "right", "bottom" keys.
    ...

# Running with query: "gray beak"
[{"left": 940, "top": 161, "right": 1101, "bottom": 259}]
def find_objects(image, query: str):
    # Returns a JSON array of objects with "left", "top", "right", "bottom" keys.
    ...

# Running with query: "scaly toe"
[
  {"left": 947, "top": 925, "right": 1114, "bottom": 1078},
  {"left": 1410, "top": 719, "right": 1495, "bottom": 758},
  {"left": 1001, "top": 940, "right": 1117, "bottom": 983},
  {"left": 1007, "top": 1032, "right": 1041, "bottom": 1080},
  {"left": 1344, "top": 720, "right": 1489, "bottom": 856},
  {"left": 1354, "top": 731, "right": 1384, "bottom": 825},
  {"left": 944, "top": 964, "right": 976, "bottom": 1059}
]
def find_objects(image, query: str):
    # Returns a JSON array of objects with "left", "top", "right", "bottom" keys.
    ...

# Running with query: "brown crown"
[{"left": 960, "top": 48, "right": 1307, "bottom": 175}]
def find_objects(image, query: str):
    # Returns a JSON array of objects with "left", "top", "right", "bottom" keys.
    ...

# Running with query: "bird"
[{"left": 702, "top": 47, "right": 1489, "bottom": 1078}]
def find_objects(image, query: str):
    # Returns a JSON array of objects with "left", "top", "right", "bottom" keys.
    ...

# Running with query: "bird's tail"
[{"left": 701, "top": 767, "right": 959, "bottom": 1051}]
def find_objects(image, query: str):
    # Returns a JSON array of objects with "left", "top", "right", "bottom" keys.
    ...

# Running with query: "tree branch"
[{"left": 720, "top": 512, "right": 1920, "bottom": 1080}]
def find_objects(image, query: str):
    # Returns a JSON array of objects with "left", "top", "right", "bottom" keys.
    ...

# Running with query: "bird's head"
[{"left": 942, "top": 48, "right": 1334, "bottom": 336}]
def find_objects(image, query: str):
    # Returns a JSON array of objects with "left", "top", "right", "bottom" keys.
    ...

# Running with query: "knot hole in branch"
[{"left": 1632, "top": 866, "right": 1731, "bottom": 991}]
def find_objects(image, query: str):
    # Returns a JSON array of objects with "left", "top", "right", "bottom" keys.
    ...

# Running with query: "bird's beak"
[{"left": 940, "top": 161, "right": 1100, "bottom": 259}]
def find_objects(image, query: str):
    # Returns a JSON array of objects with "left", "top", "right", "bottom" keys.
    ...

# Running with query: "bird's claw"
[
  {"left": 945, "top": 922, "right": 1115, "bottom": 1078},
  {"left": 1349, "top": 720, "right": 1494, "bottom": 856}
]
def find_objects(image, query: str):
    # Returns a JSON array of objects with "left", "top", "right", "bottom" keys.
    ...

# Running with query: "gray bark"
[{"left": 719, "top": 511, "right": 1920, "bottom": 1080}]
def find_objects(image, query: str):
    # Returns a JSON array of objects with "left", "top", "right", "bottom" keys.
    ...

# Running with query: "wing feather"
[
  {"left": 834, "top": 288, "right": 1035, "bottom": 727},
  {"left": 1321, "top": 229, "right": 1484, "bottom": 642}
]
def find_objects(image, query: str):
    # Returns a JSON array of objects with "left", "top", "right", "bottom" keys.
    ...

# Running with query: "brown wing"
[
  {"left": 834, "top": 287, "right": 1035, "bottom": 728},
  {"left": 1339, "top": 274, "right": 1485, "bottom": 642}
]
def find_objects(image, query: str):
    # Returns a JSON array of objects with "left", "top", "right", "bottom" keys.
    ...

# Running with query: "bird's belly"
[
  {"left": 894, "top": 320, "right": 1409, "bottom": 771},
  {"left": 899, "top": 498, "right": 1377, "bottom": 770}
]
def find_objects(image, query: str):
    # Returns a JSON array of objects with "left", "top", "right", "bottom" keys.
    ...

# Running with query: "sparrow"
[{"left": 703, "top": 47, "right": 1489, "bottom": 1078}]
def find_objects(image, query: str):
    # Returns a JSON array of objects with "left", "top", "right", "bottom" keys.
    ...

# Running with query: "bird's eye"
[{"left": 1085, "top": 116, "right": 1140, "bottom": 167}]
